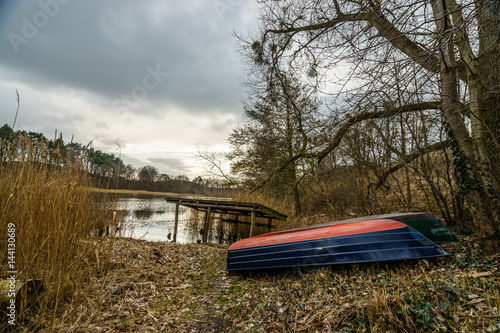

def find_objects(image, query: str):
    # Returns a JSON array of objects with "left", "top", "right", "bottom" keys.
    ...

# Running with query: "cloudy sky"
[{"left": 0, "top": 0, "right": 258, "bottom": 178}]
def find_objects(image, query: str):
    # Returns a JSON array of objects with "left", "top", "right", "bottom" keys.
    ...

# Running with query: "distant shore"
[{"left": 86, "top": 187, "right": 202, "bottom": 197}]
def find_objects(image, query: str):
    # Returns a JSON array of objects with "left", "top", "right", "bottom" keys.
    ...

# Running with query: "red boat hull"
[
  {"left": 227, "top": 219, "right": 450, "bottom": 271},
  {"left": 229, "top": 219, "right": 405, "bottom": 250}
]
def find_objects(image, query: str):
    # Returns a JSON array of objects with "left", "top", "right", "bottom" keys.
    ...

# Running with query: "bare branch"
[
  {"left": 265, "top": 9, "right": 442, "bottom": 76},
  {"left": 373, "top": 140, "right": 450, "bottom": 188},
  {"left": 249, "top": 101, "right": 441, "bottom": 194},
  {"left": 315, "top": 101, "right": 441, "bottom": 163},
  {"left": 196, "top": 146, "right": 241, "bottom": 188}
]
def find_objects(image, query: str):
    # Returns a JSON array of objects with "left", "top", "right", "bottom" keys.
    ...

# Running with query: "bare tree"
[
  {"left": 241, "top": 0, "right": 499, "bottom": 239},
  {"left": 229, "top": 66, "right": 321, "bottom": 215}
]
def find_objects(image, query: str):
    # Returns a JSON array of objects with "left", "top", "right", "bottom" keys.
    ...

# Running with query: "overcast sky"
[{"left": 0, "top": 0, "right": 258, "bottom": 178}]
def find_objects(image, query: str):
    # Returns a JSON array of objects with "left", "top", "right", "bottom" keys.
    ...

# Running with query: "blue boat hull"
[{"left": 227, "top": 225, "right": 449, "bottom": 271}]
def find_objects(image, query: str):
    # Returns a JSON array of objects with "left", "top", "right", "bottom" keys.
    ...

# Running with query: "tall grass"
[{"left": 0, "top": 135, "right": 113, "bottom": 331}]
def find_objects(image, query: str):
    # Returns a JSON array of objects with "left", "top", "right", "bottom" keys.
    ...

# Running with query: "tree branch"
[
  {"left": 266, "top": 9, "right": 442, "bottom": 75},
  {"left": 249, "top": 101, "right": 441, "bottom": 194},
  {"left": 373, "top": 140, "right": 450, "bottom": 188},
  {"left": 315, "top": 101, "right": 441, "bottom": 163}
]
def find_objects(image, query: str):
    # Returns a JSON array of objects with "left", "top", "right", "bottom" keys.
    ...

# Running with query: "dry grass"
[
  {"left": 6, "top": 236, "right": 496, "bottom": 332},
  {"left": 0, "top": 136, "right": 114, "bottom": 332}
]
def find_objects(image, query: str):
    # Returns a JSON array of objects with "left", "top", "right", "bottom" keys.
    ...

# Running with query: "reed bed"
[{"left": 0, "top": 136, "right": 114, "bottom": 332}]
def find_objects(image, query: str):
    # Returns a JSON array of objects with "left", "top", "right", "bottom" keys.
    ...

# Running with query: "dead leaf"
[
  {"left": 465, "top": 271, "right": 492, "bottom": 278},
  {"left": 436, "top": 313, "right": 446, "bottom": 322},
  {"left": 466, "top": 298, "right": 488, "bottom": 306},
  {"left": 474, "top": 301, "right": 488, "bottom": 310}
]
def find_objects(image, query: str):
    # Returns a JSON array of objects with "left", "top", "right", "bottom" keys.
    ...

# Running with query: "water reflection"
[
  {"left": 132, "top": 209, "right": 156, "bottom": 220},
  {"left": 105, "top": 193, "right": 259, "bottom": 244},
  {"left": 109, "top": 194, "right": 198, "bottom": 243}
]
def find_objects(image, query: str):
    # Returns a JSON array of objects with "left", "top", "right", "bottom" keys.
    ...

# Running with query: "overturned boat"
[
  {"left": 226, "top": 218, "right": 451, "bottom": 271},
  {"left": 311, "top": 212, "right": 458, "bottom": 244}
]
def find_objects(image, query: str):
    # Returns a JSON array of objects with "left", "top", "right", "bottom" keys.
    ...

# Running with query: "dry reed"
[{"left": 0, "top": 135, "right": 114, "bottom": 332}]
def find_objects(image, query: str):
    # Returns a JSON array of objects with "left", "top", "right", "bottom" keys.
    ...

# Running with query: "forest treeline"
[{"left": 0, "top": 124, "right": 228, "bottom": 196}]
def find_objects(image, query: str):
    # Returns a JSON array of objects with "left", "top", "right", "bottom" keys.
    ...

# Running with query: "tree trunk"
[
  {"left": 476, "top": 0, "right": 500, "bottom": 183},
  {"left": 432, "top": 0, "right": 499, "bottom": 240}
]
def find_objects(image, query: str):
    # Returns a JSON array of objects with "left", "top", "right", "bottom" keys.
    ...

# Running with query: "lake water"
[
  {"left": 108, "top": 194, "right": 239, "bottom": 244},
  {"left": 109, "top": 194, "right": 198, "bottom": 243}
]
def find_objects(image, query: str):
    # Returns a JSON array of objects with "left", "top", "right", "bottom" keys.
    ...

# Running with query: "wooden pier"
[{"left": 164, "top": 197, "right": 287, "bottom": 242}]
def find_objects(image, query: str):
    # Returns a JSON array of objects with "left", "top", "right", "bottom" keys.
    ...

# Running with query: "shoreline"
[{"left": 86, "top": 187, "right": 206, "bottom": 197}]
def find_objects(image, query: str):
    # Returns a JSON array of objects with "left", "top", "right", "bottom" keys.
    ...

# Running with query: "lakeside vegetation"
[
  {"left": 1, "top": 131, "right": 499, "bottom": 332},
  {"left": 2, "top": 0, "right": 500, "bottom": 330},
  {"left": 223, "top": 0, "right": 500, "bottom": 247},
  {"left": 0, "top": 133, "right": 115, "bottom": 332}
]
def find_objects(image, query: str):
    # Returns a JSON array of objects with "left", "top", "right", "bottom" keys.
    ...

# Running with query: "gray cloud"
[
  {"left": 148, "top": 157, "right": 186, "bottom": 169},
  {"left": 0, "top": 0, "right": 254, "bottom": 116},
  {"left": 0, "top": 0, "right": 257, "bottom": 178}
]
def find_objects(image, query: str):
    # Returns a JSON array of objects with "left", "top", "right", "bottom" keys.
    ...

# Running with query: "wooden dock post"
[
  {"left": 218, "top": 213, "right": 224, "bottom": 244},
  {"left": 249, "top": 211, "right": 256, "bottom": 238},
  {"left": 173, "top": 203, "right": 180, "bottom": 242},
  {"left": 234, "top": 215, "right": 239, "bottom": 241},
  {"left": 203, "top": 207, "right": 211, "bottom": 242},
  {"left": 267, "top": 217, "right": 272, "bottom": 232}
]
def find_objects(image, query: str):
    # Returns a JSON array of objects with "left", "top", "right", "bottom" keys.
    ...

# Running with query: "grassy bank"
[
  {"left": 0, "top": 136, "right": 115, "bottom": 332},
  {"left": 86, "top": 187, "right": 196, "bottom": 197},
  {"left": 15, "top": 237, "right": 498, "bottom": 332}
]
